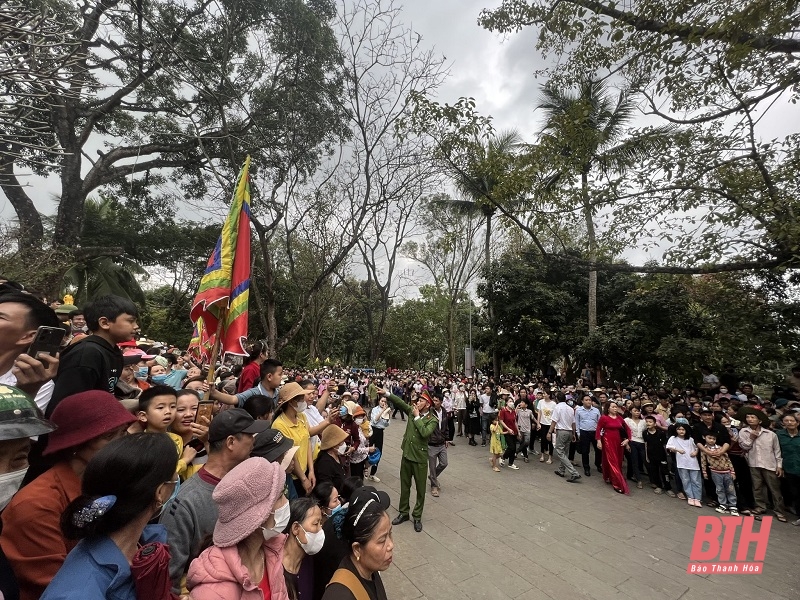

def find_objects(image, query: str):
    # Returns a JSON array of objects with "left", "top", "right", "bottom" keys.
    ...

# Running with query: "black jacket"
[{"left": 47, "top": 335, "right": 123, "bottom": 417}]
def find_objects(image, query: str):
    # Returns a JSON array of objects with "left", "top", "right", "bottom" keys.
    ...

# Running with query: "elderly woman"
[
  {"left": 1, "top": 391, "right": 135, "bottom": 600},
  {"left": 187, "top": 458, "right": 289, "bottom": 600},
  {"left": 321, "top": 487, "right": 392, "bottom": 600}
]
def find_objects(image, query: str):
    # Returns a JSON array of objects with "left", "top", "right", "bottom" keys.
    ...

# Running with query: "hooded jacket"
[
  {"left": 47, "top": 336, "right": 123, "bottom": 417},
  {"left": 186, "top": 534, "right": 287, "bottom": 600}
]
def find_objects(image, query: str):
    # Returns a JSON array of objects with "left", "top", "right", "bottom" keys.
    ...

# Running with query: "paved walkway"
[{"left": 368, "top": 420, "right": 799, "bottom": 600}]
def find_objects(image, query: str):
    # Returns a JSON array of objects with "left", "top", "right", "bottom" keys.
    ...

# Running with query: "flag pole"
[{"left": 205, "top": 307, "right": 228, "bottom": 385}]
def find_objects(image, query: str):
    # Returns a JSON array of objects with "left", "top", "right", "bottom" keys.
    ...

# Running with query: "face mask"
[
  {"left": 295, "top": 401, "right": 307, "bottom": 412},
  {"left": 154, "top": 478, "right": 180, "bottom": 519},
  {"left": 151, "top": 374, "right": 169, "bottom": 384},
  {"left": 262, "top": 501, "right": 291, "bottom": 540},
  {"left": 339, "top": 406, "right": 348, "bottom": 417},
  {"left": 567, "top": 400, "right": 574, "bottom": 407},
  {"left": 196, "top": 391, "right": 205, "bottom": 401},
  {"left": 297, "top": 525, "right": 325, "bottom": 555},
  {"left": 336, "top": 442, "right": 348, "bottom": 455},
  {"left": 136, "top": 366, "right": 149, "bottom": 379},
  {"left": 0, "top": 468, "right": 27, "bottom": 511},
  {"left": 355, "top": 417, "right": 364, "bottom": 425}
]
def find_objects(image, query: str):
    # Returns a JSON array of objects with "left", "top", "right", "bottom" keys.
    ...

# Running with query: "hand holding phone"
[
  {"left": 12, "top": 353, "right": 60, "bottom": 396},
  {"left": 26, "top": 326, "right": 66, "bottom": 359}
]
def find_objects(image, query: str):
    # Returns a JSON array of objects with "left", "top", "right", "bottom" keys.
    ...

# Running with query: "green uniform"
[{"left": 390, "top": 394, "right": 438, "bottom": 520}]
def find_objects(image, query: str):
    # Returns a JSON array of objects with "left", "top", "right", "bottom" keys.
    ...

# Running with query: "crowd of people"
[{"left": 0, "top": 282, "right": 798, "bottom": 600}]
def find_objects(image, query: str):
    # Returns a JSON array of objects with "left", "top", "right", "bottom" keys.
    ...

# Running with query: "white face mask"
[
  {"left": 354, "top": 417, "right": 364, "bottom": 425},
  {"left": 295, "top": 401, "right": 307, "bottom": 412},
  {"left": 297, "top": 525, "right": 325, "bottom": 555},
  {"left": 263, "top": 501, "right": 291, "bottom": 540},
  {"left": 336, "top": 442, "right": 348, "bottom": 455},
  {"left": 0, "top": 468, "right": 27, "bottom": 511}
]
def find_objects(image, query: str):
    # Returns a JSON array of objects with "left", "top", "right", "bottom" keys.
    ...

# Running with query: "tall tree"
[
  {"left": 479, "top": 1, "right": 800, "bottom": 275},
  {"left": 404, "top": 194, "right": 484, "bottom": 371},
  {"left": 435, "top": 129, "right": 524, "bottom": 375},
  {"left": 536, "top": 79, "right": 672, "bottom": 331},
  {"left": 1, "top": 0, "right": 346, "bottom": 273}
]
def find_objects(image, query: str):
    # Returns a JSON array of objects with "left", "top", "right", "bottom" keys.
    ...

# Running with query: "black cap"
[
  {"left": 250, "top": 428, "right": 294, "bottom": 461},
  {"left": 208, "top": 408, "right": 270, "bottom": 442},
  {"left": 700, "top": 407, "right": 713, "bottom": 414}
]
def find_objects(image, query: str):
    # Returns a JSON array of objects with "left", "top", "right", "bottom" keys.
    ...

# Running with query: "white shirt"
[
  {"left": 551, "top": 402, "right": 576, "bottom": 431},
  {"left": 667, "top": 436, "right": 700, "bottom": 470},
  {"left": 479, "top": 393, "right": 495, "bottom": 414},
  {"left": 304, "top": 405, "right": 324, "bottom": 455},
  {"left": 538, "top": 400, "right": 557, "bottom": 426},
  {"left": 0, "top": 368, "right": 53, "bottom": 414},
  {"left": 625, "top": 417, "right": 647, "bottom": 444}
]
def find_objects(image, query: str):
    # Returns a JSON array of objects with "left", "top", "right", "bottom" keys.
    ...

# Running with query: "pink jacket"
[{"left": 186, "top": 534, "right": 288, "bottom": 600}]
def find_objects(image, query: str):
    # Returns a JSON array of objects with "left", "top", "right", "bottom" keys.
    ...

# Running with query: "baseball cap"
[
  {"left": 208, "top": 408, "right": 270, "bottom": 443},
  {"left": 250, "top": 428, "right": 294, "bottom": 462}
]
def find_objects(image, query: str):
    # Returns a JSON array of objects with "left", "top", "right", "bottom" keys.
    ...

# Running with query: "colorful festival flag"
[{"left": 190, "top": 156, "right": 252, "bottom": 356}]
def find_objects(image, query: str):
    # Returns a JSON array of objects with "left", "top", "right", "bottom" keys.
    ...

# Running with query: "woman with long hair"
[
  {"left": 41, "top": 433, "right": 179, "bottom": 600},
  {"left": 596, "top": 402, "right": 632, "bottom": 495}
]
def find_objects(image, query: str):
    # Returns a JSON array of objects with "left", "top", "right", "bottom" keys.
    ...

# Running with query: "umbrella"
[{"left": 131, "top": 542, "right": 180, "bottom": 600}]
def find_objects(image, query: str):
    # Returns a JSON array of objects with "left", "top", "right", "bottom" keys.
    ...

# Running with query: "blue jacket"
[{"left": 41, "top": 525, "right": 167, "bottom": 600}]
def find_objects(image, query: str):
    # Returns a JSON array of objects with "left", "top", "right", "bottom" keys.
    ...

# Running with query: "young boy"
[
  {"left": 48, "top": 295, "right": 139, "bottom": 416},
  {"left": 138, "top": 385, "right": 197, "bottom": 480},
  {"left": 700, "top": 431, "right": 738, "bottom": 515},
  {"left": 643, "top": 414, "right": 671, "bottom": 495}
]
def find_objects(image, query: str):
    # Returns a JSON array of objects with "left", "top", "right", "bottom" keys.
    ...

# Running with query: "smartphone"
[
  {"left": 196, "top": 402, "right": 214, "bottom": 424},
  {"left": 26, "top": 326, "right": 66, "bottom": 359},
  {"left": 186, "top": 438, "right": 205, "bottom": 452}
]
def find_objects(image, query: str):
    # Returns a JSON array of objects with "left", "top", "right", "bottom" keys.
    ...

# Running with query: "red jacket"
[{"left": 0, "top": 461, "right": 81, "bottom": 600}]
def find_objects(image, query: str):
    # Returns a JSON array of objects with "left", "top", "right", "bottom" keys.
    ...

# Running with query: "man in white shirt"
[
  {"left": 0, "top": 292, "right": 62, "bottom": 413},
  {"left": 548, "top": 392, "right": 581, "bottom": 482}
]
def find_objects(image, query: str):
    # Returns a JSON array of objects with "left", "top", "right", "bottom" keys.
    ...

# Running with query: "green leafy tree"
[
  {"left": 479, "top": 1, "right": 800, "bottom": 275},
  {"left": 1, "top": 0, "right": 347, "bottom": 271},
  {"left": 536, "top": 78, "right": 673, "bottom": 330}
]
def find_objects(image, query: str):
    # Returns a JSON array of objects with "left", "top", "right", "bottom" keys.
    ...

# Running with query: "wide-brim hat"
[
  {"left": 737, "top": 406, "right": 770, "bottom": 428},
  {"left": 44, "top": 391, "right": 135, "bottom": 455},
  {"left": 212, "top": 457, "right": 286, "bottom": 547},
  {"left": 320, "top": 425, "right": 349, "bottom": 450},
  {"left": 498, "top": 388, "right": 511, "bottom": 396},
  {"left": 278, "top": 382, "right": 306, "bottom": 407}
]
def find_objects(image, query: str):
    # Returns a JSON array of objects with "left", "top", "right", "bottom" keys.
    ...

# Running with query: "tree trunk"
[
  {"left": 583, "top": 170, "right": 597, "bottom": 333},
  {"left": 446, "top": 297, "right": 457, "bottom": 372},
  {"left": 485, "top": 212, "right": 502, "bottom": 377},
  {"left": 0, "top": 161, "right": 44, "bottom": 249}
]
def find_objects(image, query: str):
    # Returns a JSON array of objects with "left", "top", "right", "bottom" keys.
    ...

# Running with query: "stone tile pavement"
[{"left": 367, "top": 421, "right": 800, "bottom": 600}]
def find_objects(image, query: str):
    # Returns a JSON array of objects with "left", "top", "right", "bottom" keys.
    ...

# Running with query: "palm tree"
[
  {"left": 538, "top": 78, "right": 672, "bottom": 332},
  {"left": 436, "top": 129, "right": 524, "bottom": 376}
]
